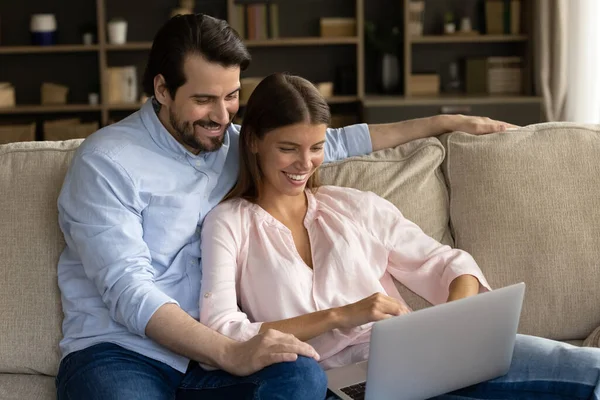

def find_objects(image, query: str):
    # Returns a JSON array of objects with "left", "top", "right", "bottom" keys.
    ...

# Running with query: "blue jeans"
[
  {"left": 327, "top": 334, "right": 600, "bottom": 399},
  {"left": 55, "top": 343, "right": 327, "bottom": 400}
]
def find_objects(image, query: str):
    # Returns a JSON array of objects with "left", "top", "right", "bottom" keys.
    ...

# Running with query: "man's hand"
[
  {"left": 218, "top": 329, "right": 320, "bottom": 376},
  {"left": 334, "top": 292, "right": 410, "bottom": 329},
  {"left": 444, "top": 114, "right": 518, "bottom": 136}
]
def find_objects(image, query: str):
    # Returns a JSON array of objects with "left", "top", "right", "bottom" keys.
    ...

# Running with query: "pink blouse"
[{"left": 199, "top": 186, "right": 490, "bottom": 369}]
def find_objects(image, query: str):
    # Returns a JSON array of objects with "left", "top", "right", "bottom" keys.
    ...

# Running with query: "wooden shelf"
[
  {"left": 244, "top": 37, "right": 359, "bottom": 47},
  {"left": 0, "top": 45, "right": 100, "bottom": 54},
  {"left": 324, "top": 95, "right": 360, "bottom": 104},
  {"left": 363, "top": 95, "right": 543, "bottom": 107},
  {"left": 0, "top": 104, "right": 102, "bottom": 114},
  {"left": 107, "top": 103, "right": 143, "bottom": 110},
  {"left": 240, "top": 95, "right": 359, "bottom": 107},
  {"left": 106, "top": 42, "right": 152, "bottom": 51},
  {"left": 105, "top": 37, "right": 359, "bottom": 51},
  {"left": 410, "top": 35, "right": 529, "bottom": 44}
]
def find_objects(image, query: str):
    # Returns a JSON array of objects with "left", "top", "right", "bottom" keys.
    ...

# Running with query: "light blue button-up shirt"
[{"left": 57, "top": 99, "right": 373, "bottom": 372}]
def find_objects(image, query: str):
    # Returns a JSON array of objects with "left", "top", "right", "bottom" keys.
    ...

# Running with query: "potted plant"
[{"left": 444, "top": 12, "right": 456, "bottom": 34}]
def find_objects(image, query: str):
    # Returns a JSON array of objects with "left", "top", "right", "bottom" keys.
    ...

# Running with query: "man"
[{"left": 55, "top": 13, "right": 513, "bottom": 400}]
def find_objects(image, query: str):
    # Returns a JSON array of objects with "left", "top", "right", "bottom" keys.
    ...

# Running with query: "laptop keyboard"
[{"left": 340, "top": 381, "right": 366, "bottom": 400}]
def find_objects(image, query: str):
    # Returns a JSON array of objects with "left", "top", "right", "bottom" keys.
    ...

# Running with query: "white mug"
[{"left": 107, "top": 20, "right": 127, "bottom": 45}]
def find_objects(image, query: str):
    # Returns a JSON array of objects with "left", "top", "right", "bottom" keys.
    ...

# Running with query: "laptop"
[{"left": 326, "top": 282, "right": 525, "bottom": 400}]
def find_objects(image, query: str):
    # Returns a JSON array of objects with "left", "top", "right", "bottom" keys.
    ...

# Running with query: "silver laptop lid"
[{"left": 365, "top": 282, "right": 525, "bottom": 400}]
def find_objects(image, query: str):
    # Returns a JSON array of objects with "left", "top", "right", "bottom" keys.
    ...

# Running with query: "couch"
[{"left": 1, "top": 122, "right": 600, "bottom": 399}]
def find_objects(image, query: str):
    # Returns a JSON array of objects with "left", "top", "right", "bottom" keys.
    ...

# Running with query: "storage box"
[
  {"left": 106, "top": 66, "right": 138, "bottom": 104},
  {"left": 0, "top": 83, "right": 16, "bottom": 108},
  {"left": 240, "top": 77, "right": 263, "bottom": 104},
  {"left": 320, "top": 18, "right": 356, "bottom": 37},
  {"left": 316, "top": 82, "right": 334, "bottom": 98},
  {"left": 0, "top": 123, "right": 36, "bottom": 145},
  {"left": 43, "top": 118, "right": 99, "bottom": 141},
  {"left": 41, "top": 82, "right": 68, "bottom": 105},
  {"left": 408, "top": 74, "right": 440, "bottom": 96}
]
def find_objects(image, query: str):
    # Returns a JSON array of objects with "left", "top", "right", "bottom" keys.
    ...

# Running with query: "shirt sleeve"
[
  {"left": 360, "top": 192, "right": 491, "bottom": 305},
  {"left": 324, "top": 123, "right": 372, "bottom": 163},
  {"left": 57, "top": 150, "right": 179, "bottom": 337},
  {"left": 199, "top": 205, "right": 263, "bottom": 341}
]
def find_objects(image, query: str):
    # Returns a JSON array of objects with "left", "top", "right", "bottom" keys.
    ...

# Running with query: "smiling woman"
[{"left": 223, "top": 73, "right": 331, "bottom": 203}]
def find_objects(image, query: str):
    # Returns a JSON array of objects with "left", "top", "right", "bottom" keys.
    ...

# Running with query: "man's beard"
[{"left": 168, "top": 107, "right": 233, "bottom": 153}]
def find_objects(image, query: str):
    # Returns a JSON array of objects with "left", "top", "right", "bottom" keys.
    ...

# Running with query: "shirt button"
[
  {"left": 204, "top": 292, "right": 212, "bottom": 298},
  {"left": 195, "top": 161, "right": 201, "bottom": 167}
]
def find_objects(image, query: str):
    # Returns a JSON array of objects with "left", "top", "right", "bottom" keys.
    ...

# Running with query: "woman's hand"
[{"left": 334, "top": 292, "right": 411, "bottom": 330}]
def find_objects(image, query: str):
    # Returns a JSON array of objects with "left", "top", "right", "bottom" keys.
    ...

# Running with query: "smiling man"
[{"left": 55, "top": 13, "right": 513, "bottom": 400}]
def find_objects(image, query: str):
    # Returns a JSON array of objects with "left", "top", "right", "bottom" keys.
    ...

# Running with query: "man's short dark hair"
[{"left": 142, "top": 14, "right": 251, "bottom": 99}]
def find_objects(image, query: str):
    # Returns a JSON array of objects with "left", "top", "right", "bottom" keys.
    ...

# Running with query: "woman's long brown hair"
[{"left": 223, "top": 73, "right": 331, "bottom": 203}]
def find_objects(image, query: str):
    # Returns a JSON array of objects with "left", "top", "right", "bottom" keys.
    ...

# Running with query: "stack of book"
[
  {"left": 230, "top": 2, "right": 279, "bottom": 40},
  {"left": 487, "top": 57, "right": 522, "bottom": 94},
  {"left": 466, "top": 56, "right": 523, "bottom": 95}
]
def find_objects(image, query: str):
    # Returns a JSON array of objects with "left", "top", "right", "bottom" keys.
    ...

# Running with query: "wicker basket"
[
  {"left": 0, "top": 123, "right": 36, "bottom": 145},
  {"left": 43, "top": 119, "right": 98, "bottom": 141}
]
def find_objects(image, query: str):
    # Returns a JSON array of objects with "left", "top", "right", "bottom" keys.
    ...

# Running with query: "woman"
[{"left": 200, "top": 73, "right": 600, "bottom": 398}]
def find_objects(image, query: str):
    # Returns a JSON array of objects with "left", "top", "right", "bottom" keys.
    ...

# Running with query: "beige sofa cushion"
[
  {"left": 0, "top": 374, "right": 55, "bottom": 400},
  {"left": 442, "top": 123, "right": 600, "bottom": 341},
  {"left": 0, "top": 139, "right": 82, "bottom": 376},
  {"left": 584, "top": 326, "right": 600, "bottom": 348},
  {"left": 319, "top": 138, "right": 451, "bottom": 311}
]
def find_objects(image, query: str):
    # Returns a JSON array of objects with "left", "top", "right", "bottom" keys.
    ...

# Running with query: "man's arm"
[
  {"left": 146, "top": 304, "right": 319, "bottom": 376},
  {"left": 59, "top": 150, "right": 317, "bottom": 376},
  {"left": 369, "top": 114, "right": 517, "bottom": 152}
]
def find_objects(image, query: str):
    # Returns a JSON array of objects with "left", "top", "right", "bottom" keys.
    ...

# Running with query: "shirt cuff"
[
  {"left": 136, "top": 290, "right": 180, "bottom": 337},
  {"left": 341, "top": 123, "right": 372, "bottom": 157}
]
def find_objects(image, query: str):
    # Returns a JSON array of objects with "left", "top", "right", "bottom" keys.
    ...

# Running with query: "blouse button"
[{"left": 204, "top": 292, "right": 212, "bottom": 298}]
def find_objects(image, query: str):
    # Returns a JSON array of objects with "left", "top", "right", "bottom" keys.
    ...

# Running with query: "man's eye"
[
  {"left": 226, "top": 94, "right": 239, "bottom": 101},
  {"left": 311, "top": 146, "right": 324, "bottom": 152},
  {"left": 279, "top": 148, "right": 295, "bottom": 152},
  {"left": 195, "top": 98, "right": 210, "bottom": 104}
]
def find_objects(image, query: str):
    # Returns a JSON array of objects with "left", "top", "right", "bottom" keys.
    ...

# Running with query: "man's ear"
[{"left": 154, "top": 74, "right": 171, "bottom": 105}]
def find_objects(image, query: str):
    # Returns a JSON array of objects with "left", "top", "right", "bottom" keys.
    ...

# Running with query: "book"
[
  {"left": 511, "top": 0, "right": 521, "bottom": 34},
  {"left": 268, "top": 3, "right": 279, "bottom": 39}
]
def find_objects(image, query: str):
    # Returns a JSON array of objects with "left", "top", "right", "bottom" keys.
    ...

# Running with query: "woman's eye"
[
  {"left": 195, "top": 98, "right": 210, "bottom": 104},
  {"left": 311, "top": 146, "right": 324, "bottom": 152},
  {"left": 279, "top": 148, "right": 295, "bottom": 152}
]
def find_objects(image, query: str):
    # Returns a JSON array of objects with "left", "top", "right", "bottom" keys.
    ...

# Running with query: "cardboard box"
[
  {"left": 41, "top": 82, "right": 68, "bottom": 105},
  {"left": 0, "top": 123, "right": 36, "bottom": 145},
  {"left": 106, "top": 66, "right": 138, "bottom": 104},
  {"left": 240, "top": 77, "right": 263, "bottom": 104},
  {"left": 43, "top": 118, "right": 99, "bottom": 141},
  {"left": 408, "top": 74, "right": 440, "bottom": 96},
  {"left": 320, "top": 18, "right": 356, "bottom": 37},
  {"left": 0, "top": 83, "right": 16, "bottom": 108}
]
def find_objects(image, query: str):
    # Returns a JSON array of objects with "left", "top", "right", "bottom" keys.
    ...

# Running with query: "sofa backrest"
[
  {"left": 0, "top": 140, "right": 82, "bottom": 376},
  {"left": 441, "top": 123, "right": 600, "bottom": 341}
]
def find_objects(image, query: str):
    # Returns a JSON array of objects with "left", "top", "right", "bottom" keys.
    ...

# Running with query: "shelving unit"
[
  {"left": 0, "top": 0, "right": 543, "bottom": 142},
  {"left": 364, "top": 0, "right": 541, "bottom": 126}
]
